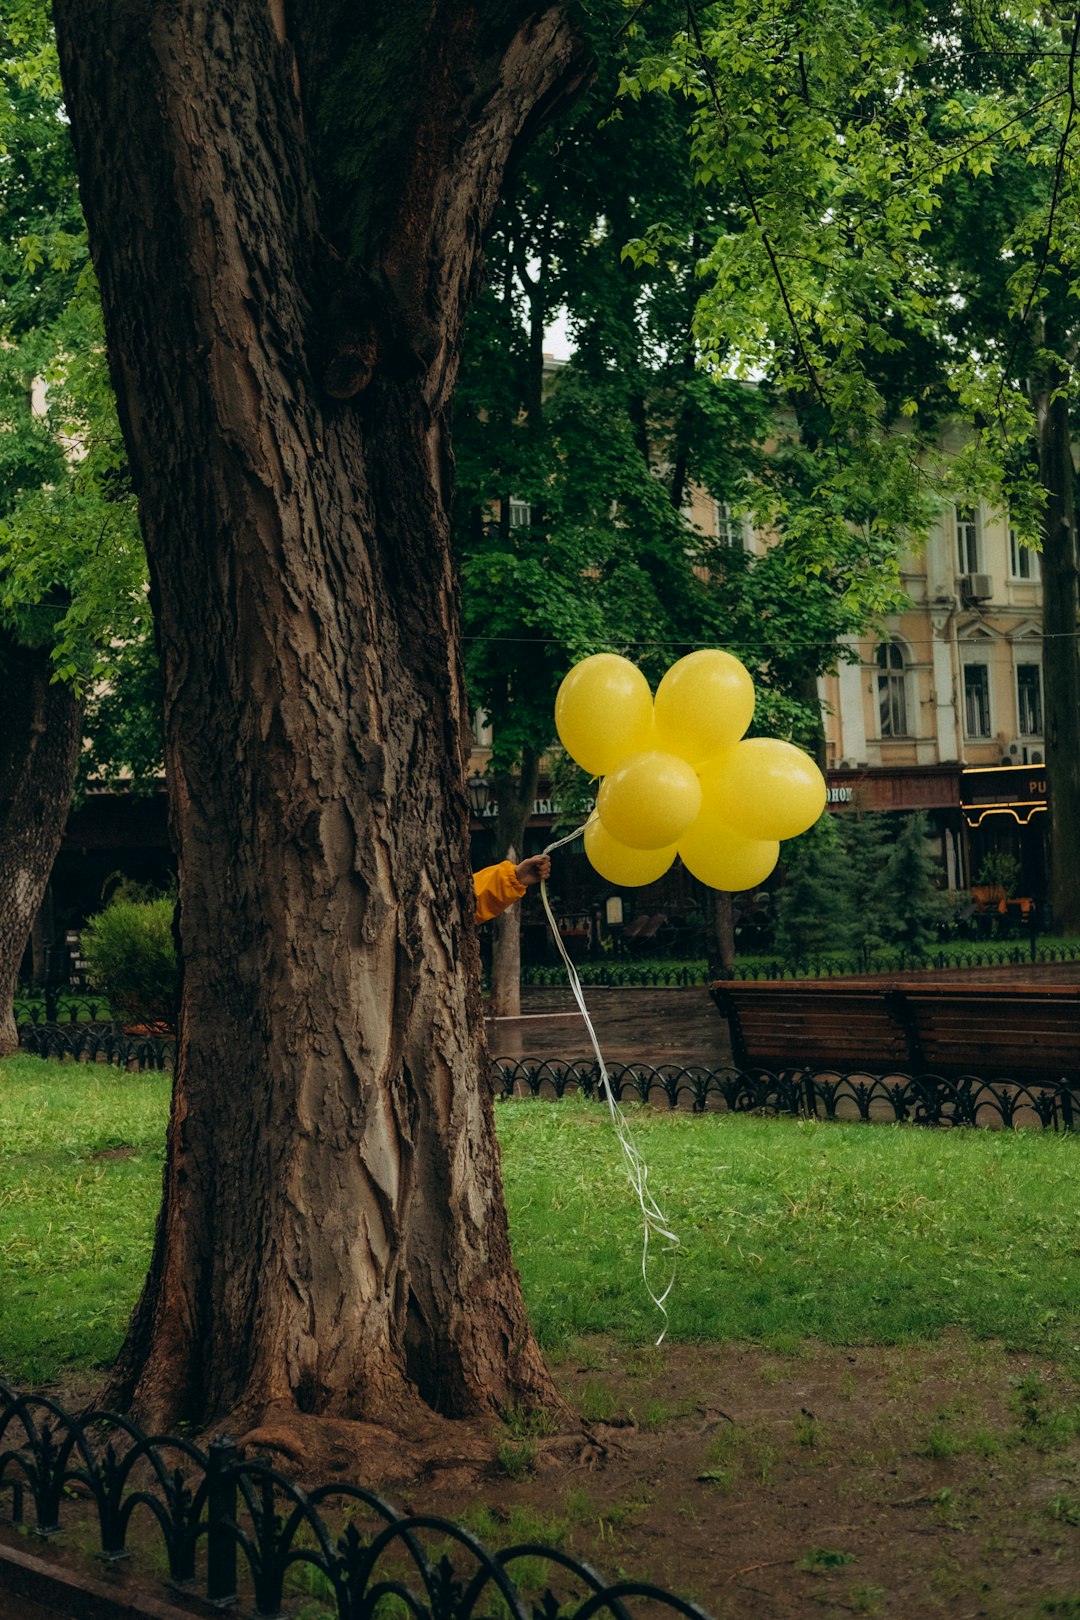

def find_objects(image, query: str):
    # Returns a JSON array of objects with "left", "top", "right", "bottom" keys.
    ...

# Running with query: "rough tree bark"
[
  {"left": 52, "top": 0, "right": 590, "bottom": 1432},
  {"left": 0, "top": 630, "right": 83, "bottom": 1056},
  {"left": 1032, "top": 375, "right": 1080, "bottom": 932}
]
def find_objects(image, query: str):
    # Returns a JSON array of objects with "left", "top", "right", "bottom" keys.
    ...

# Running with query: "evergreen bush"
[
  {"left": 80, "top": 895, "right": 178, "bottom": 1027},
  {"left": 773, "top": 813, "right": 856, "bottom": 966},
  {"left": 878, "top": 812, "right": 949, "bottom": 959},
  {"left": 840, "top": 813, "right": 891, "bottom": 967}
]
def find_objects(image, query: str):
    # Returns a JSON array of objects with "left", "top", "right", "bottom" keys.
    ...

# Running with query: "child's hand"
[{"left": 514, "top": 854, "right": 551, "bottom": 887}]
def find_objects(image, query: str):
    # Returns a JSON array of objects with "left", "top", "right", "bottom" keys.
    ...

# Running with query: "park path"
[{"left": 484, "top": 984, "right": 732, "bottom": 1069}]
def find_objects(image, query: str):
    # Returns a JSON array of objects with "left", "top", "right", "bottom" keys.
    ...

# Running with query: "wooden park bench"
[
  {"left": 710, "top": 977, "right": 1080, "bottom": 1084},
  {"left": 621, "top": 912, "right": 668, "bottom": 949}
]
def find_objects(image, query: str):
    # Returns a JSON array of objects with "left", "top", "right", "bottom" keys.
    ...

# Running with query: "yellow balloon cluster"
[{"left": 555, "top": 650, "right": 826, "bottom": 891}]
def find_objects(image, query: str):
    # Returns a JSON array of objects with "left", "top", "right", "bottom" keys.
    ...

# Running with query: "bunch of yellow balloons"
[{"left": 555, "top": 650, "right": 826, "bottom": 891}]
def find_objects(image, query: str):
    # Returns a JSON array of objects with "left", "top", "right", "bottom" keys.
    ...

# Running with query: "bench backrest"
[{"left": 711, "top": 980, "right": 1080, "bottom": 1081}]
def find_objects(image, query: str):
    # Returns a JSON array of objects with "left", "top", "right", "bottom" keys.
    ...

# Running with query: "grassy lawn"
[
  {"left": 2, "top": 1053, "right": 1080, "bottom": 1381},
  {"left": 4, "top": 1053, "right": 1080, "bottom": 1617}
]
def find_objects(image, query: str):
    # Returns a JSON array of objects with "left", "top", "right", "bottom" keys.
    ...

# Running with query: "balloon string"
[{"left": 538, "top": 823, "right": 680, "bottom": 1343}]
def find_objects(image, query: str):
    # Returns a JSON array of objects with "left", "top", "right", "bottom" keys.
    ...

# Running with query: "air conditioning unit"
[
  {"left": 1002, "top": 739, "right": 1043, "bottom": 766},
  {"left": 960, "top": 572, "right": 993, "bottom": 603}
]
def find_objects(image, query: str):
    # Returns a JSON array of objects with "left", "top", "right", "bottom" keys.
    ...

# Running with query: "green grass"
[
  {"left": 0, "top": 1055, "right": 169, "bottom": 1380},
  {"left": 498, "top": 1101, "right": 1080, "bottom": 1357},
  {"left": 3, "top": 1055, "right": 1080, "bottom": 1385}
]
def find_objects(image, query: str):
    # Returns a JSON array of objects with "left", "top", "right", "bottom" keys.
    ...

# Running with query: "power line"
[{"left": 463, "top": 629, "right": 1079, "bottom": 648}]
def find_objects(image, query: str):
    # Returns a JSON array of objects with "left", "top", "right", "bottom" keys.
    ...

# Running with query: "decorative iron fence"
[
  {"left": 0, "top": 1379, "right": 710, "bottom": 1620},
  {"left": 521, "top": 938, "right": 1080, "bottom": 988},
  {"left": 14, "top": 1020, "right": 1079, "bottom": 1130},
  {"left": 16, "top": 1020, "right": 176, "bottom": 1070},
  {"left": 491, "top": 1058, "right": 1080, "bottom": 1130},
  {"left": 14, "top": 991, "right": 112, "bottom": 1025}
]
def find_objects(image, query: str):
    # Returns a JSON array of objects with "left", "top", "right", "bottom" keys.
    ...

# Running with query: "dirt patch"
[
  {"left": 9, "top": 1337, "right": 1080, "bottom": 1618},
  {"left": 405, "top": 1335, "right": 1080, "bottom": 1618}
]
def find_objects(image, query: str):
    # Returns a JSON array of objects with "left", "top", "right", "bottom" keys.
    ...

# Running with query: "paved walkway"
[{"left": 484, "top": 984, "right": 731, "bottom": 1069}]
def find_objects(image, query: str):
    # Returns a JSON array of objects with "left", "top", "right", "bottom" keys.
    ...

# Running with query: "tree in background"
[
  {"left": 773, "top": 810, "right": 946, "bottom": 967},
  {"left": 455, "top": 0, "right": 912, "bottom": 1010},
  {"left": 878, "top": 812, "right": 948, "bottom": 960},
  {"left": 841, "top": 811, "right": 892, "bottom": 968},
  {"left": 772, "top": 813, "right": 856, "bottom": 968},
  {"left": 0, "top": 8, "right": 150, "bottom": 1055},
  {"left": 626, "top": 0, "right": 1080, "bottom": 929}
]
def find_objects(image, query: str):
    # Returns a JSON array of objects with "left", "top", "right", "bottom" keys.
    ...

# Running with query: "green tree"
[
  {"left": 456, "top": 0, "right": 912, "bottom": 1007},
  {"left": 840, "top": 812, "right": 891, "bottom": 967},
  {"left": 879, "top": 812, "right": 947, "bottom": 960},
  {"left": 0, "top": 9, "right": 153, "bottom": 1054},
  {"left": 625, "top": 1, "right": 1080, "bottom": 929},
  {"left": 772, "top": 813, "right": 856, "bottom": 966}
]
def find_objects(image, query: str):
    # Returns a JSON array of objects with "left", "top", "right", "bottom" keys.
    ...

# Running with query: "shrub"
[
  {"left": 80, "top": 896, "right": 178, "bottom": 1027},
  {"left": 773, "top": 813, "right": 856, "bottom": 965},
  {"left": 879, "top": 812, "right": 949, "bottom": 959}
]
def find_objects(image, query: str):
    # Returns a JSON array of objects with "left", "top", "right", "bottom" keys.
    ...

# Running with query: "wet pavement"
[{"left": 484, "top": 984, "right": 732, "bottom": 1069}]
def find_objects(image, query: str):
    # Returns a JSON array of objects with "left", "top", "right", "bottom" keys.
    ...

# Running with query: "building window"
[
  {"left": 1017, "top": 663, "right": 1043, "bottom": 736},
  {"left": 956, "top": 505, "right": 980, "bottom": 574},
  {"left": 963, "top": 662, "right": 992, "bottom": 738},
  {"left": 1009, "top": 526, "right": 1041, "bottom": 581},
  {"left": 715, "top": 503, "right": 741, "bottom": 546},
  {"left": 507, "top": 498, "right": 532, "bottom": 529},
  {"left": 876, "top": 642, "right": 908, "bottom": 737}
]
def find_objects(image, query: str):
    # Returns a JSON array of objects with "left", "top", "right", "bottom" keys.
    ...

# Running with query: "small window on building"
[
  {"left": 956, "top": 506, "right": 980, "bottom": 574},
  {"left": 715, "top": 503, "right": 741, "bottom": 547},
  {"left": 1009, "top": 526, "right": 1041, "bottom": 581},
  {"left": 507, "top": 498, "right": 532, "bottom": 529},
  {"left": 877, "top": 641, "right": 908, "bottom": 737},
  {"left": 1017, "top": 663, "right": 1043, "bottom": 736},
  {"left": 963, "top": 662, "right": 992, "bottom": 738}
]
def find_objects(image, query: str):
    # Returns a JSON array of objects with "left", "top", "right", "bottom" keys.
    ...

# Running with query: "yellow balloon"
[
  {"left": 555, "top": 654, "right": 654, "bottom": 777},
  {"left": 678, "top": 807, "right": 779, "bottom": 892},
  {"left": 584, "top": 815, "right": 677, "bottom": 886},
  {"left": 597, "top": 750, "right": 703, "bottom": 850},
  {"left": 653, "top": 649, "right": 755, "bottom": 765},
  {"left": 698, "top": 737, "right": 826, "bottom": 841}
]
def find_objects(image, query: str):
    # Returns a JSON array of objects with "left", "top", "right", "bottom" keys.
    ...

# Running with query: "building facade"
[
  {"left": 818, "top": 498, "right": 1048, "bottom": 902},
  {"left": 468, "top": 484, "right": 1051, "bottom": 927}
]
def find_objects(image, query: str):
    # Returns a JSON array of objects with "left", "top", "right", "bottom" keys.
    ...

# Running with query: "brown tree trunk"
[
  {"left": 1033, "top": 380, "right": 1080, "bottom": 932},
  {"left": 488, "top": 752, "right": 541, "bottom": 1018},
  {"left": 794, "top": 668, "right": 828, "bottom": 771},
  {"left": 704, "top": 888, "right": 736, "bottom": 981},
  {"left": 0, "top": 631, "right": 83, "bottom": 1057},
  {"left": 53, "top": 0, "right": 589, "bottom": 1431}
]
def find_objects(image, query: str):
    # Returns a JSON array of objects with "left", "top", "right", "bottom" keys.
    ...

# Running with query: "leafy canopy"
[
  {"left": 620, "top": 0, "right": 1080, "bottom": 547},
  {"left": 0, "top": 4, "right": 160, "bottom": 782}
]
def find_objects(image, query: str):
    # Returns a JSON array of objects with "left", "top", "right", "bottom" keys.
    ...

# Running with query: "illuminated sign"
[{"left": 960, "top": 764, "right": 1047, "bottom": 828}]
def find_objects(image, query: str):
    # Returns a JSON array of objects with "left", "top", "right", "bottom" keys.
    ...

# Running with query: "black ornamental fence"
[
  {"left": 0, "top": 1379, "right": 710, "bottom": 1620},
  {"left": 16, "top": 1018, "right": 176, "bottom": 1071},
  {"left": 521, "top": 937, "right": 1080, "bottom": 988},
  {"left": 490, "top": 1059, "right": 1079, "bottom": 1131},
  {"left": 11, "top": 1012, "right": 1079, "bottom": 1130}
]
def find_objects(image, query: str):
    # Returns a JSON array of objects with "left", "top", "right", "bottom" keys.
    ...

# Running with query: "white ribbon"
[{"left": 537, "top": 823, "right": 680, "bottom": 1341}]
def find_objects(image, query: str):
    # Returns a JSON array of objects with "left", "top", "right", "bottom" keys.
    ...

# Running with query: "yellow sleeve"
[{"left": 473, "top": 861, "right": 527, "bottom": 923}]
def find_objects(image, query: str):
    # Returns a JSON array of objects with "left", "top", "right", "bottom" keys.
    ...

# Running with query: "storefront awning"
[{"left": 960, "top": 764, "right": 1047, "bottom": 828}]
